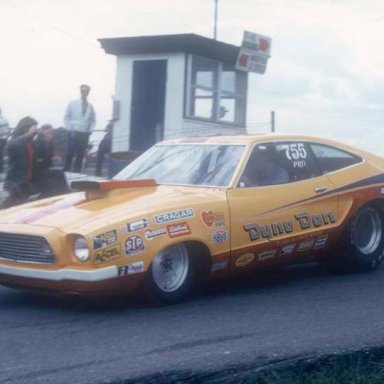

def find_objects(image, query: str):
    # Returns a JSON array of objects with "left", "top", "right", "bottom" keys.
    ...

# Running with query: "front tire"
[
  {"left": 145, "top": 243, "right": 194, "bottom": 304},
  {"left": 341, "top": 203, "right": 384, "bottom": 272}
]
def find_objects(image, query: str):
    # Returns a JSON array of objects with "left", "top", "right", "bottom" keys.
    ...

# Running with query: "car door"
[{"left": 227, "top": 141, "right": 339, "bottom": 271}]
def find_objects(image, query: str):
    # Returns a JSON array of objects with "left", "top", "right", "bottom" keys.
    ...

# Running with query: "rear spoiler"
[{"left": 71, "top": 179, "right": 157, "bottom": 191}]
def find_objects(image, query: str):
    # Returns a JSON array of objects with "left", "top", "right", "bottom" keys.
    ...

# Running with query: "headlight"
[{"left": 73, "top": 236, "right": 90, "bottom": 262}]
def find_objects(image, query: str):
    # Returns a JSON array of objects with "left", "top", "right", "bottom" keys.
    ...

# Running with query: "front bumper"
[
  {"left": 0, "top": 264, "right": 117, "bottom": 282},
  {"left": 0, "top": 264, "right": 144, "bottom": 296}
]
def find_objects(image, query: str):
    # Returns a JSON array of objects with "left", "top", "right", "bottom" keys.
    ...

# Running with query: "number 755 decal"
[{"left": 282, "top": 143, "right": 307, "bottom": 160}]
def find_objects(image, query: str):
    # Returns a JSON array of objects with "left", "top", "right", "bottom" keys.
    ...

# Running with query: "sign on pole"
[{"left": 236, "top": 31, "right": 272, "bottom": 74}]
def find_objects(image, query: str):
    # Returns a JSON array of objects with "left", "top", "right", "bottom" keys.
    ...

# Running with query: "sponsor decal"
[
  {"left": 210, "top": 259, "right": 229, "bottom": 272},
  {"left": 295, "top": 212, "right": 336, "bottom": 229},
  {"left": 122, "top": 219, "right": 149, "bottom": 232},
  {"left": 125, "top": 235, "right": 145, "bottom": 256},
  {"left": 167, "top": 222, "right": 191, "bottom": 238},
  {"left": 297, "top": 238, "right": 315, "bottom": 252},
  {"left": 244, "top": 210, "right": 336, "bottom": 242},
  {"left": 235, "top": 253, "right": 254, "bottom": 267},
  {"left": 278, "top": 244, "right": 295, "bottom": 257},
  {"left": 201, "top": 210, "right": 226, "bottom": 227},
  {"left": 314, "top": 235, "right": 328, "bottom": 250},
  {"left": 144, "top": 228, "right": 167, "bottom": 240},
  {"left": 244, "top": 221, "right": 293, "bottom": 241},
  {"left": 212, "top": 230, "right": 229, "bottom": 244},
  {"left": 154, "top": 209, "right": 194, "bottom": 224},
  {"left": 93, "top": 230, "right": 117, "bottom": 250},
  {"left": 94, "top": 244, "right": 121, "bottom": 265},
  {"left": 258, "top": 249, "right": 277, "bottom": 260},
  {"left": 118, "top": 261, "right": 145, "bottom": 276}
]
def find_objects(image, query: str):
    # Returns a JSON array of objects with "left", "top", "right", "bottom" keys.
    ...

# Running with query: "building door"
[{"left": 130, "top": 60, "right": 167, "bottom": 152}]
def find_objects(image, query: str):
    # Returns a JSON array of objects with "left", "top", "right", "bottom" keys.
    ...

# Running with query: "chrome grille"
[{"left": 0, "top": 233, "right": 55, "bottom": 264}]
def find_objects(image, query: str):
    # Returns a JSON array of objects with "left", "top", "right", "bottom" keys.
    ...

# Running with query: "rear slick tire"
[{"left": 343, "top": 203, "right": 384, "bottom": 272}]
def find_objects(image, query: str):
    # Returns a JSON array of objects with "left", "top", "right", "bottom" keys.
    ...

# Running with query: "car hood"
[{"left": 0, "top": 184, "right": 227, "bottom": 233}]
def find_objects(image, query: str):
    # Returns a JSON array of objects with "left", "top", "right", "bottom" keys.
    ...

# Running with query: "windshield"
[{"left": 114, "top": 144, "right": 245, "bottom": 187}]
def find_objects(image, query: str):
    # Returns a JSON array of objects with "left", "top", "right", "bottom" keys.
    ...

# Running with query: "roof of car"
[{"left": 161, "top": 134, "right": 341, "bottom": 146}]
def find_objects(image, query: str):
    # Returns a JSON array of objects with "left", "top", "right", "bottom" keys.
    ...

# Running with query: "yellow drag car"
[{"left": 1, "top": 134, "right": 384, "bottom": 304}]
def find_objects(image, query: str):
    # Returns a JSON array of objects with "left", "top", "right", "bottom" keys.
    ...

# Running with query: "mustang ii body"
[{"left": 1, "top": 134, "right": 384, "bottom": 303}]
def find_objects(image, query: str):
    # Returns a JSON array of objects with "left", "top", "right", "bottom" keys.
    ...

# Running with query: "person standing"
[
  {"left": 64, "top": 84, "right": 96, "bottom": 172},
  {"left": 95, "top": 122, "right": 112, "bottom": 177},
  {"left": 4, "top": 116, "right": 38, "bottom": 205},
  {"left": 32, "top": 124, "right": 69, "bottom": 196},
  {"left": 0, "top": 107, "right": 10, "bottom": 174}
]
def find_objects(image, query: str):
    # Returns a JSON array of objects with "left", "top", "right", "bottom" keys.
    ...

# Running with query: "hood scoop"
[
  {"left": 71, "top": 179, "right": 157, "bottom": 192},
  {"left": 71, "top": 179, "right": 157, "bottom": 201}
]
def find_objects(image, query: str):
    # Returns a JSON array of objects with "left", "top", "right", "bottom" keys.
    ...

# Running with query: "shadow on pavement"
[{"left": 0, "top": 262, "right": 330, "bottom": 313}]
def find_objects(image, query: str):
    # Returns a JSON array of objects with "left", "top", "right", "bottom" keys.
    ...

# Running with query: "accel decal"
[{"left": 94, "top": 244, "right": 121, "bottom": 264}]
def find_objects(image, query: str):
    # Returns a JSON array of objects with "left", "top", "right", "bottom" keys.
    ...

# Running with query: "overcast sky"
[{"left": 0, "top": 0, "right": 383, "bottom": 154}]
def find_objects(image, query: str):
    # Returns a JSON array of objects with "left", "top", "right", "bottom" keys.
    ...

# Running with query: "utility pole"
[
  {"left": 213, "top": 0, "right": 218, "bottom": 40},
  {"left": 271, "top": 110, "right": 275, "bottom": 132}
]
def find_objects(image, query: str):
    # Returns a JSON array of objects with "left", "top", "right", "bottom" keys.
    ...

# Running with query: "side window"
[
  {"left": 238, "top": 143, "right": 291, "bottom": 187},
  {"left": 310, "top": 143, "right": 362, "bottom": 174},
  {"left": 238, "top": 142, "right": 321, "bottom": 188},
  {"left": 275, "top": 142, "right": 321, "bottom": 182}
]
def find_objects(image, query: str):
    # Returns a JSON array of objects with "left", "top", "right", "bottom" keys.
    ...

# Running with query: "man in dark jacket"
[
  {"left": 32, "top": 124, "right": 69, "bottom": 197},
  {"left": 4, "top": 116, "right": 38, "bottom": 205},
  {"left": 95, "top": 123, "right": 112, "bottom": 177}
]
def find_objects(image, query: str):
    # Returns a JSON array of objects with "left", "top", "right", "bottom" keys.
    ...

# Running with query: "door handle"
[{"left": 314, "top": 186, "right": 327, "bottom": 193}]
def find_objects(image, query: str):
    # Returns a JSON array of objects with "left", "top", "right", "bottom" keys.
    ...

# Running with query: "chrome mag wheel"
[{"left": 151, "top": 243, "right": 189, "bottom": 293}]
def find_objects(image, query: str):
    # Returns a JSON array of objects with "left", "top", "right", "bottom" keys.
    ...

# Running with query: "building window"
[{"left": 186, "top": 54, "right": 247, "bottom": 125}]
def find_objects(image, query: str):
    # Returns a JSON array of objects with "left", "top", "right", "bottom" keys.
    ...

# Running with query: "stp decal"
[{"left": 125, "top": 235, "right": 145, "bottom": 256}]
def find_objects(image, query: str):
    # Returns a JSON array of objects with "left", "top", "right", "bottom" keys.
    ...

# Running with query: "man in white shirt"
[
  {"left": 63, "top": 84, "right": 96, "bottom": 172},
  {"left": 0, "top": 107, "right": 10, "bottom": 173}
]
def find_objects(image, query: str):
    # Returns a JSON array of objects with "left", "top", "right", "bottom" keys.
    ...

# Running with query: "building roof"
[{"left": 98, "top": 33, "right": 240, "bottom": 65}]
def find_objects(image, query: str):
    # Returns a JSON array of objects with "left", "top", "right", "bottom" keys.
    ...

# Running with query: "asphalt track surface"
[{"left": 1, "top": 264, "right": 384, "bottom": 384}]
